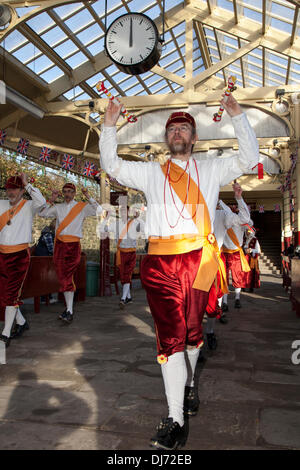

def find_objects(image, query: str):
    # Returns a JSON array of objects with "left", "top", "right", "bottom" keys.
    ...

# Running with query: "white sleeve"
[
  {"left": 39, "top": 202, "right": 58, "bottom": 218},
  {"left": 25, "top": 184, "right": 47, "bottom": 214},
  {"left": 236, "top": 197, "right": 251, "bottom": 224},
  {"left": 99, "top": 126, "right": 149, "bottom": 193},
  {"left": 252, "top": 239, "right": 261, "bottom": 256},
  {"left": 218, "top": 113, "right": 259, "bottom": 187},
  {"left": 218, "top": 200, "right": 240, "bottom": 229},
  {"left": 83, "top": 198, "right": 102, "bottom": 217}
]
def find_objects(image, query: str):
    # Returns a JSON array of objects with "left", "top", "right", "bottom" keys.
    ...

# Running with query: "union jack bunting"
[
  {"left": 17, "top": 138, "right": 29, "bottom": 155},
  {"left": 0, "top": 129, "right": 6, "bottom": 145},
  {"left": 83, "top": 161, "right": 96, "bottom": 177},
  {"left": 61, "top": 153, "right": 74, "bottom": 170},
  {"left": 51, "top": 150, "right": 59, "bottom": 161},
  {"left": 39, "top": 146, "right": 51, "bottom": 163}
]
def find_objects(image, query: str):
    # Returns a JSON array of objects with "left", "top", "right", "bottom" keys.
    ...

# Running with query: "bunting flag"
[
  {"left": 61, "top": 153, "right": 74, "bottom": 170},
  {"left": 82, "top": 160, "right": 96, "bottom": 177},
  {"left": 0, "top": 129, "right": 7, "bottom": 145},
  {"left": 274, "top": 203, "right": 281, "bottom": 213},
  {"left": 17, "top": 138, "right": 29, "bottom": 155},
  {"left": 259, "top": 205, "right": 264, "bottom": 213},
  {"left": 39, "top": 146, "right": 51, "bottom": 163}
]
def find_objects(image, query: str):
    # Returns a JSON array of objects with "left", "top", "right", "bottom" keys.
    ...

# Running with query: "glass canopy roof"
[{"left": 2, "top": 0, "right": 300, "bottom": 103}]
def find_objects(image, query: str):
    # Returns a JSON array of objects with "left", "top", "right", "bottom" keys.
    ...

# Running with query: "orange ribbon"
[
  {"left": 116, "top": 219, "right": 135, "bottom": 267},
  {"left": 149, "top": 160, "right": 227, "bottom": 293},
  {"left": 55, "top": 202, "right": 87, "bottom": 243},
  {"left": 222, "top": 228, "right": 250, "bottom": 272},
  {"left": 0, "top": 199, "right": 28, "bottom": 232}
]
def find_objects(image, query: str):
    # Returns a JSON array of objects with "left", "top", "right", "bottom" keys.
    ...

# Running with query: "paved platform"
[{"left": 0, "top": 275, "right": 299, "bottom": 450}]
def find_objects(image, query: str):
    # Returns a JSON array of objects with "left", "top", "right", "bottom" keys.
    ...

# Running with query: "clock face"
[{"left": 105, "top": 13, "right": 160, "bottom": 67}]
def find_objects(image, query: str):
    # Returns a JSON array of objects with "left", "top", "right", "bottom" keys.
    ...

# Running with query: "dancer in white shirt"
[
  {"left": 39, "top": 183, "right": 102, "bottom": 324},
  {"left": 0, "top": 174, "right": 46, "bottom": 348},
  {"left": 99, "top": 94, "right": 259, "bottom": 450}
]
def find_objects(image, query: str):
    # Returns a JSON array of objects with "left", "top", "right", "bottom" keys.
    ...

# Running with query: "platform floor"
[{"left": 0, "top": 274, "right": 299, "bottom": 450}]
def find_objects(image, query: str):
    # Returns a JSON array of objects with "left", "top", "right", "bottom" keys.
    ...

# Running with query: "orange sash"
[
  {"left": 116, "top": 219, "right": 135, "bottom": 267},
  {"left": 55, "top": 202, "right": 87, "bottom": 243},
  {"left": 0, "top": 243, "right": 29, "bottom": 254},
  {"left": 250, "top": 256, "right": 259, "bottom": 271},
  {"left": 222, "top": 228, "right": 250, "bottom": 272},
  {"left": 149, "top": 160, "right": 228, "bottom": 293},
  {"left": 0, "top": 199, "right": 27, "bottom": 232}
]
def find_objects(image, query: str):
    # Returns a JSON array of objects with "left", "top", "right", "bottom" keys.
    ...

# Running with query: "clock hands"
[{"left": 129, "top": 17, "right": 133, "bottom": 48}]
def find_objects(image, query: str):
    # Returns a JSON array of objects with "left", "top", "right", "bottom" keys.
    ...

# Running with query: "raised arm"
[
  {"left": 20, "top": 173, "right": 47, "bottom": 215},
  {"left": 216, "top": 95, "right": 259, "bottom": 187},
  {"left": 99, "top": 100, "right": 149, "bottom": 192},
  {"left": 81, "top": 188, "right": 103, "bottom": 217},
  {"left": 233, "top": 182, "right": 251, "bottom": 225},
  {"left": 39, "top": 189, "right": 59, "bottom": 218}
]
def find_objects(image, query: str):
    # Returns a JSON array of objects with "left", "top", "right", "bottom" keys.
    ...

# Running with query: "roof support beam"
[
  {"left": 290, "top": 6, "right": 299, "bottom": 46},
  {"left": 18, "top": 24, "right": 72, "bottom": 78},
  {"left": 193, "top": 20, "right": 211, "bottom": 69},
  {"left": 184, "top": 19, "right": 194, "bottom": 90},
  {"left": 191, "top": 36, "right": 261, "bottom": 88}
]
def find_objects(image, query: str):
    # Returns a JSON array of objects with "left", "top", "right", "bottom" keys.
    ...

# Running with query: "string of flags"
[
  {"left": 0, "top": 129, "right": 103, "bottom": 180},
  {"left": 277, "top": 153, "right": 297, "bottom": 213}
]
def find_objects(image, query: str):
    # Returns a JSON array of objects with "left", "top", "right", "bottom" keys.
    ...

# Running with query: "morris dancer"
[
  {"left": 244, "top": 227, "right": 261, "bottom": 292},
  {"left": 39, "top": 183, "right": 102, "bottom": 324},
  {"left": 100, "top": 94, "right": 259, "bottom": 450},
  {"left": 0, "top": 174, "right": 46, "bottom": 347},
  {"left": 205, "top": 186, "right": 244, "bottom": 349}
]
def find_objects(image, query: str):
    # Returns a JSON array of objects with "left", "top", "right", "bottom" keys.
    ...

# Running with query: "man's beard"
[{"left": 168, "top": 140, "right": 190, "bottom": 155}]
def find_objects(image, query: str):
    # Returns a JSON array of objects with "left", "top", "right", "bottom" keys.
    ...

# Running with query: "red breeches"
[
  {"left": 206, "top": 252, "right": 225, "bottom": 318},
  {"left": 140, "top": 249, "right": 209, "bottom": 358},
  {"left": 53, "top": 240, "right": 81, "bottom": 292},
  {"left": 223, "top": 251, "right": 247, "bottom": 288},
  {"left": 119, "top": 251, "right": 136, "bottom": 285},
  {"left": 0, "top": 248, "right": 30, "bottom": 307}
]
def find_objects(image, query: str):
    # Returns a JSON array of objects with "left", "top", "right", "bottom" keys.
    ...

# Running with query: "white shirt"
[
  {"left": 244, "top": 235, "right": 261, "bottom": 256},
  {"left": 0, "top": 184, "right": 46, "bottom": 245},
  {"left": 39, "top": 198, "right": 102, "bottom": 239},
  {"left": 214, "top": 200, "right": 243, "bottom": 249},
  {"left": 223, "top": 197, "right": 251, "bottom": 249},
  {"left": 103, "top": 217, "right": 143, "bottom": 249},
  {"left": 99, "top": 113, "right": 259, "bottom": 238}
]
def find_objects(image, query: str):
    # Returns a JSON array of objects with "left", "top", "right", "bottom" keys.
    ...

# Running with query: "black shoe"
[
  {"left": 207, "top": 332, "right": 217, "bottom": 350},
  {"left": 0, "top": 334, "right": 10, "bottom": 348},
  {"left": 219, "top": 314, "right": 228, "bottom": 324},
  {"left": 184, "top": 386, "right": 200, "bottom": 416},
  {"left": 125, "top": 297, "right": 132, "bottom": 304},
  {"left": 119, "top": 299, "right": 126, "bottom": 309},
  {"left": 249, "top": 288, "right": 254, "bottom": 293},
  {"left": 222, "top": 303, "right": 229, "bottom": 312},
  {"left": 60, "top": 310, "right": 73, "bottom": 324},
  {"left": 234, "top": 299, "right": 241, "bottom": 308},
  {"left": 150, "top": 418, "right": 186, "bottom": 450},
  {"left": 10, "top": 320, "right": 29, "bottom": 339}
]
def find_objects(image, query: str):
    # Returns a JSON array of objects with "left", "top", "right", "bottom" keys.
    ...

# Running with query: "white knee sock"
[
  {"left": 16, "top": 308, "right": 26, "bottom": 326},
  {"left": 2, "top": 306, "right": 17, "bottom": 337},
  {"left": 206, "top": 318, "right": 215, "bottom": 335},
  {"left": 64, "top": 291, "right": 74, "bottom": 314},
  {"left": 235, "top": 288, "right": 241, "bottom": 299},
  {"left": 161, "top": 351, "right": 187, "bottom": 427},
  {"left": 121, "top": 283, "right": 130, "bottom": 300},
  {"left": 185, "top": 347, "right": 200, "bottom": 388},
  {"left": 223, "top": 294, "right": 228, "bottom": 304}
]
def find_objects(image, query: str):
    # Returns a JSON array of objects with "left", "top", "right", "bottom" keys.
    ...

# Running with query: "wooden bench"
[{"left": 0, "top": 253, "right": 86, "bottom": 320}]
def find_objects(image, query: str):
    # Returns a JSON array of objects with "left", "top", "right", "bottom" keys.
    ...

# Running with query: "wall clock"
[{"left": 104, "top": 12, "right": 162, "bottom": 75}]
